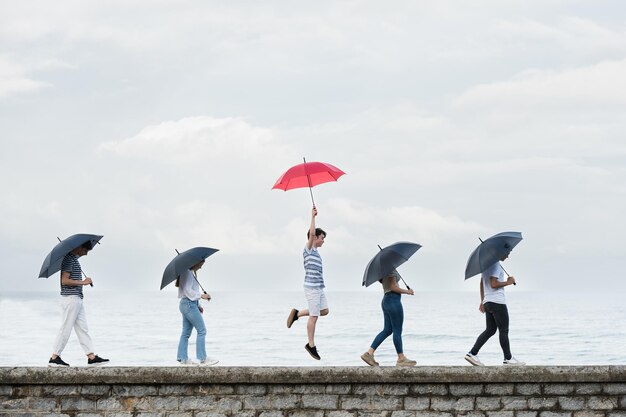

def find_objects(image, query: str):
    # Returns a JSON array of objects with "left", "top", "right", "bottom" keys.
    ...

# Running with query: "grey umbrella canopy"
[
  {"left": 160, "top": 247, "right": 219, "bottom": 290},
  {"left": 464, "top": 231, "right": 523, "bottom": 280},
  {"left": 39, "top": 234, "right": 103, "bottom": 278},
  {"left": 362, "top": 241, "right": 421, "bottom": 288}
]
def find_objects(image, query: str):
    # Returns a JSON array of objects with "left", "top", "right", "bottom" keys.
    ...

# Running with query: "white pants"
[{"left": 52, "top": 295, "right": 94, "bottom": 356}]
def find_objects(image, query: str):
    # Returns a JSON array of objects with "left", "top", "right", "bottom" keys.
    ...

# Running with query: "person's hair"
[
  {"left": 175, "top": 277, "right": 180, "bottom": 287},
  {"left": 307, "top": 228, "right": 327, "bottom": 240},
  {"left": 81, "top": 241, "right": 94, "bottom": 251}
]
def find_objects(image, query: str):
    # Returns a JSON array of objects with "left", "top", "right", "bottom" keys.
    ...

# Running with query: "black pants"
[{"left": 470, "top": 302, "right": 512, "bottom": 360}]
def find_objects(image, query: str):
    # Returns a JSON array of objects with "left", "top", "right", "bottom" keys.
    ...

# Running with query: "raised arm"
[{"left": 306, "top": 207, "right": 318, "bottom": 250}]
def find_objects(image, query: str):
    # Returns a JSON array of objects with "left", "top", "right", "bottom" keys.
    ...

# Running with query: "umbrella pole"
[
  {"left": 303, "top": 157, "right": 316, "bottom": 208},
  {"left": 378, "top": 244, "right": 411, "bottom": 290}
]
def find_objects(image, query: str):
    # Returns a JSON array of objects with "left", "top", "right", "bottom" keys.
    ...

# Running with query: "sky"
[{"left": 1, "top": 1, "right": 625, "bottom": 294}]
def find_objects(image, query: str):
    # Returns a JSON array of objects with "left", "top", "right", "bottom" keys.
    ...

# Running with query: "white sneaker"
[
  {"left": 178, "top": 359, "right": 198, "bottom": 365},
  {"left": 199, "top": 358, "right": 219, "bottom": 366},
  {"left": 464, "top": 353, "right": 484, "bottom": 366},
  {"left": 503, "top": 356, "right": 525, "bottom": 366}
]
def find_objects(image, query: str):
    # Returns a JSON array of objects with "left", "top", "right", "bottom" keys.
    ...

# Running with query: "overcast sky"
[{"left": 1, "top": 1, "right": 625, "bottom": 293}]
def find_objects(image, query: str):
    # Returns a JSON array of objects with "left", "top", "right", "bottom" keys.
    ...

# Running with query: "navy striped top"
[
  {"left": 303, "top": 247, "right": 324, "bottom": 289},
  {"left": 60, "top": 253, "right": 83, "bottom": 298}
]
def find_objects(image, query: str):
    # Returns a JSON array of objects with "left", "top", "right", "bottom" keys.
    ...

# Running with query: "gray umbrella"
[
  {"left": 464, "top": 231, "right": 523, "bottom": 280},
  {"left": 362, "top": 242, "right": 421, "bottom": 288},
  {"left": 39, "top": 234, "right": 103, "bottom": 279},
  {"left": 160, "top": 247, "right": 219, "bottom": 290}
]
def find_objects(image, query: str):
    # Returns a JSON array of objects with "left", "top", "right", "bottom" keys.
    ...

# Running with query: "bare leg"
[{"left": 307, "top": 316, "right": 318, "bottom": 347}]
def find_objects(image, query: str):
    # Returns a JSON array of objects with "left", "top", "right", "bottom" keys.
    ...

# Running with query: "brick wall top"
[{"left": 1, "top": 366, "right": 625, "bottom": 385}]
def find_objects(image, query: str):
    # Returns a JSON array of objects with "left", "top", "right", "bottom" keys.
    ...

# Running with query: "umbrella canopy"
[
  {"left": 39, "top": 234, "right": 103, "bottom": 278},
  {"left": 362, "top": 241, "right": 421, "bottom": 287},
  {"left": 160, "top": 247, "right": 219, "bottom": 290},
  {"left": 272, "top": 158, "right": 345, "bottom": 206},
  {"left": 464, "top": 231, "right": 523, "bottom": 280}
]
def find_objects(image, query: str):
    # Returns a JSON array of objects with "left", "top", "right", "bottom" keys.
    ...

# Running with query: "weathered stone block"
[
  {"left": 607, "top": 412, "right": 626, "bottom": 417},
  {"left": 543, "top": 385, "right": 575, "bottom": 396},
  {"left": 243, "top": 396, "right": 271, "bottom": 410},
  {"left": 384, "top": 385, "right": 409, "bottom": 396},
  {"left": 353, "top": 385, "right": 383, "bottom": 396},
  {"left": 292, "top": 385, "right": 327, "bottom": 394},
  {"left": 502, "top": 397, "right": 528, "bottom": 410},
  {"left": 159, "top": 385, "right": 193, "bottom": 395},
  {"left": 403, "top": 397, "right": 429, "bottom": 411},
  {"left": 450, "top": 384, "right": 484, "bottom": 396},
  {"left": 575, "top": 384, "right": 602, "bottom": 395},
  {"left": 431, "top": 397, "right": 474, "bottom": 412},
  {"left": 301, "top": 395, "right": 338, "bottom": 410},
  {"left": 197, "top": 385, "right": 235, "bottom": 395},
  {"left": 516, "top": 384, "right": 542, "bottom": 396},
  {"left": 96, "top": 398, "right": 126, "bottom": 411},
  {"left": 486, "top": 412, "right": 514, "bottom": 417},
  {"left": 356, "top": 412, "right": 390, "bottom": 417},
  {"left": 604, "top": 384, "right": 626, "bottom": 395},
  {"left": 272, "top": 394, "right": 300, "bottom": 410},
  {"left": 42, "top": 385, "right": 80, "bottom": 396},
  {"left": 179, "top": 396, "right": 217, "bottom": 410},
  {"left": 112, "top": 385, "right": 158, "bottom": 397},
  {"left": 1, "top": 398, "right": 28, "bottom": 410},
  {"left": 259, "top": 411, "right": 285, "bottom": 417},
  {"left": 194, "top": 413, "right": 227, "bottom": 417},
  {"left": 327, "top": 385, "right": 352, "bottom": 395},
  {"left": 538, "top": 412, "right": 572, "bottom": 417},
  {"left": 572, "top": 412, "right": 605, "bottom": 417},
  {"left": 215, "top": 397, "right": 243, "bottom": 413},
  {"left": 476, "top": 397, "right": 501, "bottom": 411},
  {"left": 28, "top": 397, "right": 58, "bottom": 411},
  {"left": 341, "top": 396, "right": 371, "bottom": 410},
  {"left": 151, "top": 396, "right": 180, "bottom": 410},
  {"left": 74, "top": 413, "right": 103, "bottom": 417},
  {"left": 369, "top": 396, "right": 402, "bottom": 411},
  {"left": 232, "top": 412, "right": 256, "bottom": 417},
  {"left": 288, "top": 411, "right": 324, "bottom": 417},
  {"left": 528, "top": 398, "right": 558, "bottom": 410},
  {"left": 414, "top": 412, "right": 452, "bottom": 417},
  {"left": 326, "top": 411, "right": 356, "bottom": 417},
  {"left": 557, "top": 397, "right": 585, "bottom": 411},
  {"left": 515, "top": 411, "right": 538, "bottom": 417},
  {"left": 485, "top": 385, "right": 515, "bottom": 396},
  {"left": 236, "top": 385, "right": 268, "bottom": 395},
  {"left": 390, "top": 412, "right": 415, "bottom": 417},
  {"left": 60, "top": 398, "right": 96, "bottom": 411},
  {"left": 410, "top": 385, "right": 448, "bottom": 396},
  {"left": 587, "top": 397, "right": 618, "bottom": 410},
  {"left": 81, "top": 385, "right": 111, "bottom": 396}
]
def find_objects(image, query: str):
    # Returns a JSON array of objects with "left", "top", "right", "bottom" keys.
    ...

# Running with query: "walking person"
[
  {"left": 286, "top": 207, "right": 328, "bottom": 360},
  {"left": 464, "top": 254, "right": 525, "bottom": 366},
  {"left": 48, "top": 241, "right": 109, "bottom": 367},
  {"left": 361, "top": 270, "right": 417, "bottom": 367},
  {"left": 176, "top": 260, "right": 218, "bottom": 366}
]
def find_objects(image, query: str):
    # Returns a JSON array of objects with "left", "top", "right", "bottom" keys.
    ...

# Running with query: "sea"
[{"left": 0, "top": 290, "right": 624, "bottom": 367}]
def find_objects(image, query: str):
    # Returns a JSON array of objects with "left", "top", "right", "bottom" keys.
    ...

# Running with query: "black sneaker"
[
  {"left": 287, "top": 308, "right": 299, "bottom": 328},
  {"left": 48, "top": 356, "right": 70, "bottom": 367},
  {"left": 87, "top": 355, "right": 110, "bottom": 366},
  {"left": 305, "top": 343, "right": 321, "bottom": 360}
]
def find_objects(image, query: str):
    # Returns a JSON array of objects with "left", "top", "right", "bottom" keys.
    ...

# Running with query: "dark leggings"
[
  {"left": 370, "top": 292, "right": 404, "bottom": 354},
  {"left": 470, "top": 302, "right": 512, "bottom": 360}
]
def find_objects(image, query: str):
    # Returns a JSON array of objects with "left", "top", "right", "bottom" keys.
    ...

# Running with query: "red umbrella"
[{"left": 272, "top": 157, "right": 345, "bottom": 207}]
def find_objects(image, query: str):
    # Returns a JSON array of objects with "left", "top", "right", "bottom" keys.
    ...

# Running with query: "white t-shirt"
[
  {"left": 481, "top": 262, "right": 506, "bottom": 305},
  {"left": 178, "top": 269, "right": 202, "bottom": 301}
]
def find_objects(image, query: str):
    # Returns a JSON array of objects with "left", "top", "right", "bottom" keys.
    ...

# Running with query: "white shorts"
[{"left": 304, "top": 287, "right": 328, "bottom": 317}]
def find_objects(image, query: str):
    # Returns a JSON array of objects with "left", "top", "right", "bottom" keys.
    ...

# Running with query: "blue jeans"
[
  {"left": 370, "top": 292, "right": 404, "bottom": 354},
  {"left": 177, "top": 298, "right": 207, "bottom": 361}
]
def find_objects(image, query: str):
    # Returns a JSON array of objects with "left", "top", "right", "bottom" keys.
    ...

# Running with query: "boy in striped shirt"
[{"left": 287, "top": 207, "right": 328, "bottom": 360}]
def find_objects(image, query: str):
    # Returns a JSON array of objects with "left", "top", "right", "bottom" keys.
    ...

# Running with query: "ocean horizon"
[{"left": 1, "top": 290, "right": 624, "bottom": 367}]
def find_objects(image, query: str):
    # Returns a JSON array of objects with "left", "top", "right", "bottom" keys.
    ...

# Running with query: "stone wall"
[{"left": 1, "top": 367, "right": 625, "bottom": 417}]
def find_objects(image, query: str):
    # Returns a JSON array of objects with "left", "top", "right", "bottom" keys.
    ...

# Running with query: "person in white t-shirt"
[{"left": 464, "top": 254, "right": 525, "bottom": 366}]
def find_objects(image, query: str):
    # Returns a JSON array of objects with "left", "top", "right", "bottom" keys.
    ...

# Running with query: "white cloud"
[
  {"left": 0, "top": 56, "right": 50, "bottom": 98},
  {"left": 454, "top": 59, "right": 626, "bottom": 110}
]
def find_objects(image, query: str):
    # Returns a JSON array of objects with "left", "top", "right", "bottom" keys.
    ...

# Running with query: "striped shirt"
[
  {"left": 303, "top": 247, "right": 324, "bottom": 289},
  {"left": 60, "top": 253, "right": 83, "bottom": 299}
]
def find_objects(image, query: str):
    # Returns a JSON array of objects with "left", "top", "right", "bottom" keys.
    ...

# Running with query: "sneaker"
[
  {"left": 305, "top": 343, "right": 321, "bottom": 360},
  {"left": 503, "top": 356, "right": 526, "bottom": 366},
  {"left": 48, "top": 356, "right": 70, "bottom": 367},
  {"left": 396, "top": 357, "right": 417, "bottom": 367},
  {"left": 287, "top": 308, "right": 299, "bottom": 328},
  {"left": 464, "top": 353, "right": 484, "bottom": 366},
  {"left": 199, "top": 358, "right": 219, "bottom": 366},
  {"left": 87, "top": 355, "right": 110, "bottom": 366},
  {"left": 360, "top": 352, "right": 379, "bottom": 367},
  {"left": 178, "top": 359, "right": 198, "bottom": 365}
]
